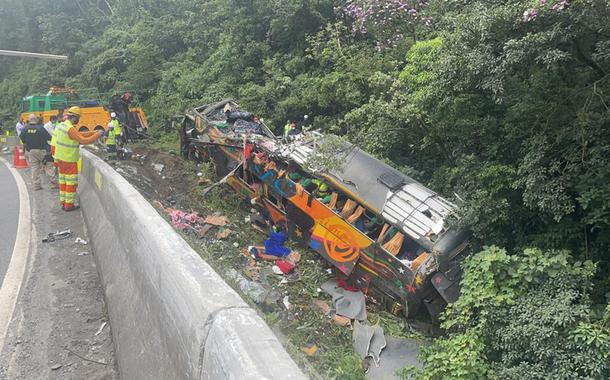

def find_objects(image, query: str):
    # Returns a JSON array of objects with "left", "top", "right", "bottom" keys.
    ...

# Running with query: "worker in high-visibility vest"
[
  {"left": 106, "top": 112, "right": 118, "bottom": 153},
  {"left": 311, "top": 178, "right": 332, "bottom": 204},
  {"left": 53, "top": 106, "right": 102, "bottom": 211},
  {"left": 108, "top": 112, "right": 123, "bottom": 146}
]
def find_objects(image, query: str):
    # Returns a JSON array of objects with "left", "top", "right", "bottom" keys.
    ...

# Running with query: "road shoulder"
[{"left": 0, "top": 166, "right": 117, "bottom": 380}]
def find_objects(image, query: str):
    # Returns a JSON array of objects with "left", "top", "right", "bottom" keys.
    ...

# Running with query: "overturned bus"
[{"left": 179, "top": 100, "right": 470, "bottom": 320}]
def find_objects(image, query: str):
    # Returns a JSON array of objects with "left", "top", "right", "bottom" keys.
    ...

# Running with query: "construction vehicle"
[
  {"left": 179, "top": 100, "right": 471, "bottom": 321},
  {"left": 19, "top": 87, "right": 149, "bottom": 137}
]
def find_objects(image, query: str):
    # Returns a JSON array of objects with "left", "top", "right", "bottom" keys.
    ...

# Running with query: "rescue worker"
[
  {"left": 43, "top": 115, "right": 56, "bottom": 136},
  {"left": 44, "top": 115, "right": 59, "bottom": 186},
  {"left": 300, "top": 114, "right": 311, "bottom": 131},
  {"left": 15, "top": 118, "right": 25, "bottom": 136},
  {"left": 19, "top": 114, "right": 51, "bottom": 190},
  {"left": 286, "top": 121, "right": 301, "bottom": 138},
  {"left": 311, "top": 178, "right": 332, "bottom": 204},
  {"left": 108, "top": 112, "right": 122, "bottom": 147},
  {"left": 106, "top": 112, "right": 118, "bottom": 153},
  {"left": 283, "top": 120, "right": 291, "bottom": 138},
  {"left": 53, "top": 106, "right": 102, "bottom": 211}
]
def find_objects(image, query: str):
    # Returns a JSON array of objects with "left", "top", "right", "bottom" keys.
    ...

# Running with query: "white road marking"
[{"left": 0, "top": 157, "right": 32, "bottom": 349}]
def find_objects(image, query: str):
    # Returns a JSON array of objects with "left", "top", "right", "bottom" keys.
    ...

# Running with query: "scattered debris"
[
  {"left": 313, "top": 300, "right": 331, "bottom": 316},
  {"left": 313, "top": 299, "right": 351, "bottom": 326},
  {"left": 42, "top": 229, "right": 72, "bottom": 243},
  {"left": 75, "top": 237, "right": 88, "bottom": 245},
  {"left": 365, "top": 336, "right": 424, "bottom": 379},
  {"left": 233, "top": 242, "right": 239, "bottom": 248},
  {"left": 203, "top": 215, "right": 229, "bottom": 226},
  {"left": 215, "top": 228, "right": 233, "bottom": 240},
  {"left": 301, "top": 343, "right": 318, "bottom": 357},
  {"left": 152, "top": 163, "right": 164, "bottom": 173},
  {"left": 321, "top": 279, "right": 367, "bottom": 321},
  {"left": 286, "top": 251, "right": 301, "bottom": 264},
  {"left": 196, "top": 224, "right": 214, "bottom": 238},
  {"left": 77, "top": 252, "right": 89, "bottom": 256},
  {"left": 275, "top": 260, "right": 295, "bottom": 274},
  {"left": 353, "top": 320, "right": 387, "bottom": 371},
  {"left": 65, "top": 347, "right": 108, "bottom": 366},
  {"left": 283, "top": 296, "right": 291, "bottom": 310},
  {"left": 95, "top": 322, "right": 107, "bottom": 336},
  {"left": 242, "top": 259, "right": 260, "bottom": 281},
  {"left": 271, "top": 265, "right": 284, "bottom": 275},
  {"left": 152, "top": 200, "right": 165, "bottom": 210},
  {"left": 167, "top": 209, "right": 205, "bottom": 230},
  {"left": 332, "top": 314, "right": 352, "bottom": 327},
  {"left": 51, "top": 364, "right": 62, "bottom": 370},
  {"left": 197, "top": 177, "right": 211, "bottom": 186},
  {"left": 226, "top": 269, "right": 280, "bottom": 307}
]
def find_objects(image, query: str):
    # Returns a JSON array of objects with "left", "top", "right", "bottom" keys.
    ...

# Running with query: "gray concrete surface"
[
  {"left": 0, "top": 136, "right": 19, "bottom": 151},
  {"left": 79, "top": 149, "right": 306, "bottom": 380},
  {"left": 0, "top": 159, "right": 18, "bottom": 286},
  {"left": 0, "top": 159, "right": 117, "bottom": 380}
]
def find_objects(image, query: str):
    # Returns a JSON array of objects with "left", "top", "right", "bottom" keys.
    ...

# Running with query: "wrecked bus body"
[{"left": 179, "top": 99, "right": 470, "bottom": 320}]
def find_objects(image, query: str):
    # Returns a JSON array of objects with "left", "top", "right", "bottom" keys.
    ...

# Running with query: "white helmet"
[{"left": 110, "top": 112, "right": 117, "bottom": 118}]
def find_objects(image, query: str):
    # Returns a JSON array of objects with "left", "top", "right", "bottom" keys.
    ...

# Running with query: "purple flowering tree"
[
  {"left": 342, "top": 0, "right": 433, "bottom": 50},
  {"left": 523, "top": 0, "right": 570, "bottom": 22}
]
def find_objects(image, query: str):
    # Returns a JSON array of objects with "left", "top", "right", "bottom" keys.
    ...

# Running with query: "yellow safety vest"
[
  {"left": 106, "top": 127, "right": 116, "bottom": 145},
  {"left": 50, "top": 122, "right": 57, "bottom": 148},
  {"left": 112, "top": 119, "right": 121, "bottom": 136},
  {"left": 53, "top": 120, "right": 80, "bottom": 162}
]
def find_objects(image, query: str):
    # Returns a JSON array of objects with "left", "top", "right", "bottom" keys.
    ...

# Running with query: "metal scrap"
[
  {"left": 203, "top": 215, "right": 229, "bottom": 226},
  {"left": 353, "top": 320, "right": 387, "bottom": 369},
  {"left": 42, "top": 229, "right": 73, "bottom": 243}
]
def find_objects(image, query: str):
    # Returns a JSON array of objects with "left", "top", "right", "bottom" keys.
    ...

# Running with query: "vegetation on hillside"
[{"left": 1, "top": 0, "right": 609, "bottom": 377}]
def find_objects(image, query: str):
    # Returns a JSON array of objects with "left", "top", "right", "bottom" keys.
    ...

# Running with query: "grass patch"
[{"left": 147, "top": 131, "right": 180, "bottom": 153}]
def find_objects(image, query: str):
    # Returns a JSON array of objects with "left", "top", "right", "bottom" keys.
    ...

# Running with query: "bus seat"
[
  {"left": 339, "top": 199, "right": 357, "bottom": 218},
  {"left": 328, "top": 192, "right": 339, "bottom": 209},
  {"left": 377, "top": 223, "right": 390, "bottom": 243},
  {"left": 411, "top": 252, "right": 430, "bottom": 270},
  {"left": 383, "top": 232, "right": 404, "bottom": 256},
  {"left": 347, "top": 206, "right": 365, "bottom": 224}
]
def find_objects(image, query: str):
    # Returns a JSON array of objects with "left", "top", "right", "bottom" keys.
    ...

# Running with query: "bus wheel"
[
  {"left": 78, "top": 126, "right": 89, "bottom": 133},
  {"left": 94, "top": 125, "right": 105, "bottom": 132}
]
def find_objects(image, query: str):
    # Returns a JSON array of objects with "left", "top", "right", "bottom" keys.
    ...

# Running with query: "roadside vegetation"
[{"left": 1, "top": 0, "right": 609, "bottom": 378}]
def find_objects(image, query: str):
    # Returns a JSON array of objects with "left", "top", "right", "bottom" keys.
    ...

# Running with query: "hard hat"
[
  {"left": 67, "top": 106, "right": 82, "bottom": 117},
  {"left": 304, "top": 115, "right": 309, "bottom": 119},
  {"left": 28, "top": 113, "right": 38, "bottom": 124},
  {"left": 110, "top": 112, "right": 117, "bottom": 118}
]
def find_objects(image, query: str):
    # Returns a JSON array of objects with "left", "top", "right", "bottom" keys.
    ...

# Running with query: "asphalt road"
[
  {"left": 0, "top": 156, "right": 117, "bottom": 379},
  {"left": 0, "top": 159, "right": 18, "bottom": 287}
]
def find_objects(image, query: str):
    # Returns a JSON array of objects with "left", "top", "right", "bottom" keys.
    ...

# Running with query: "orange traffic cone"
[{"left": 13, "top": 146, "right": 28, "bottom": 169}]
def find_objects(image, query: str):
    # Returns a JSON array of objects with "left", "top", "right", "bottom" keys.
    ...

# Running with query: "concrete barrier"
[
  {"left": 0, "top": 135, "right": 20, "bottom": 150},
  {"left": 78, "top": 150, "right": 306, "bottom": 380}
]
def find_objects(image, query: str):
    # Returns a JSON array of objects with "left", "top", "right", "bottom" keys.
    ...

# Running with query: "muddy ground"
[{"left": 91, "top": 142, "right": 424, "bottom": 380}]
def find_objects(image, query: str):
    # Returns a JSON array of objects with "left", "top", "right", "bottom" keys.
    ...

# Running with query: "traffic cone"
[{"left": 13, "top": 146, "right": 28, "bottom": 169}]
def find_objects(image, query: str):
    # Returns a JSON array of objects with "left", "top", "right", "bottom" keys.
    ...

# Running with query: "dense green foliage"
[
  {"left": 401, "top": 247, "right": 610, "bottom": 379},
  {"left": 1, "top": 0, "right": 609, "bottom": 377}
]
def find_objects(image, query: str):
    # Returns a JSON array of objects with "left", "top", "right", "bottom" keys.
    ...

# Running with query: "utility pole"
[{"left": 0, "top": 49, "right": 67, "bottom": 61}]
